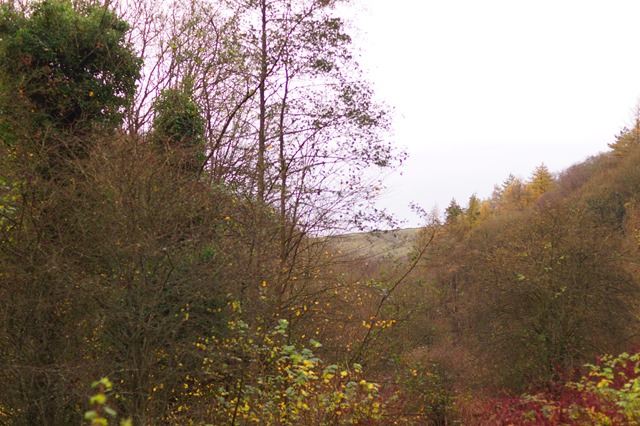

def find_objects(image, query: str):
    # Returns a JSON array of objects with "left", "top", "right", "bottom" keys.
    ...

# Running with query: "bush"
[
  {"left": 476, "top": 350, "right": 640, "bottom": 425},
  {"left": 165, "top": 303, "right": 388, "bottom": 424}
]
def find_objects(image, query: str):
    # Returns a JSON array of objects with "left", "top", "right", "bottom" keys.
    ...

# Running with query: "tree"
[
  {"left": 609, "top": 103, "right": 640, "bottom": 155},
  {"left": 0, "top": 0, "right": 141, "bottom": 184},
  {"left": 0, "top": 0, "right": 410, "bottom": 421},
  {"left": 609, "top": 126, "right": 640, "bottom": 155},
  {"left": 526, "top": 163, "right": 555, "bottom": 200},
  {"left": 137, "top": 0, "right": 404, "bottom": 320},
  {"left": 444, "top": 198, "right": 463, "bottom": 224},
  {"left": 467, "top": 201, "right": 639, "bottom": 390},
  {"left": 0, "top": 0, "right": 140, "bottom": 134},
  {"left": 500, "top": 175, "right": 528, "bottom": 211},
  {"left": 150, "top": 84, "right": 206, "bottom": 175},
  {"left": 72, "top": 136, "right": 237, "bottom": 423},
  {"left": 464, "top": 194, "right": 482, "bottom": 226},
  {"left": 0, "top": 0, "right": 143, "bottom": 422}
]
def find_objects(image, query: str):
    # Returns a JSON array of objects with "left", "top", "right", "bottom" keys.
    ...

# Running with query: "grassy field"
[{"left": 326, "top": 227, "right": 422, "bottom": 261}]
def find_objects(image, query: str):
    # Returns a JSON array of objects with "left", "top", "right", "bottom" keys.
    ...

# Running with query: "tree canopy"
[{"left": 0, "top": 0, "right": 140, "bottom": 132}]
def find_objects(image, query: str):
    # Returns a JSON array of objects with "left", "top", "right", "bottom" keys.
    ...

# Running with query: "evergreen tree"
[
  {"left": 0, "top": 0, "right": 140, "bottom": 133},
  {"left": 151, "top": 85, "right": 205, "bottom": 175},
  {"left": 609, "top": 105, "right": 640, "bottom": 155},
  {"left": 527, "top": 163, "right": 555, "bottom": 199},
  {"left": 445, "top": 198, "right": 463, "bottom": 224}
]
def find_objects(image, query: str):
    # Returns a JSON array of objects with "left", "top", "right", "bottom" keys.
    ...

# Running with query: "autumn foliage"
[{"left": 2, "top": 0, "right": 640, "bottom": 424}]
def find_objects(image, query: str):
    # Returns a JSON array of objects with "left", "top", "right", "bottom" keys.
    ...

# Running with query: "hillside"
[{"left": 326, "top": 227, "right": 422, "bottom": 260}]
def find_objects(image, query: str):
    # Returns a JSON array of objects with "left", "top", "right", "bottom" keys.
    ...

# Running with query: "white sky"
[{"left": 344, "top": 0, "right": 640, "bottom": 227}]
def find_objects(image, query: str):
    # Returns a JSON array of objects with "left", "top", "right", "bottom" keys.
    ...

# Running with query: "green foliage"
[
  {"left": 444, "top": 199, "right": 463, "bottom": 224},
  {"left": 166, "top": 305, "right": 387, "bottom": 424},
  {"left": 0, "top": 0, "right": 141, "bottom": 132},
  {"left": 152, "top": 86, "right": 205, "bottom": 149},
  {"left": 570, "top": 352, "right": 640, "bottom": 424},
  {"left": 85, "top": 378, "right": 132, "bottom": 426},
  {"left": 392, "top": 359, "right": 460, "bottom": 425},
  {"left": 151, "top": 86, "right": 205, "bottom": 174}
]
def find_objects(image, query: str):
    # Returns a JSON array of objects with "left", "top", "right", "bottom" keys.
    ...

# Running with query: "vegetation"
[{"left": 1, "top": 0, "right": 640, "bottom": 425}]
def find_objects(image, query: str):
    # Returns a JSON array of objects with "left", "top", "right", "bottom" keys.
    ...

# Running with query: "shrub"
[
  {"left": 165, "top": 303, "right": 388, "bottom": 424},
  {"left": 476, "top": 350, "right": 640, "bottom": 425}
]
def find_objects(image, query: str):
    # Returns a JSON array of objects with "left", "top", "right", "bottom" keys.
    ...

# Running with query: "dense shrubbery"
[
  {"left": 82, "top": 311, "right": 389, "bottom": 425},
  {"left": 474, "top": 350, "right": 640, "bottom": 425}
]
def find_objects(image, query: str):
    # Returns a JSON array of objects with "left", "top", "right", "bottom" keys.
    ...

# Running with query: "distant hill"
[{"left": 326, "top": 227, "right": 422, "bottom": 260}]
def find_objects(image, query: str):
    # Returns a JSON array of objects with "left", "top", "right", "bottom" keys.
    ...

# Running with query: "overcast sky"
[{"left": 344, "top": 0, "right": 640, "bottom": 227}]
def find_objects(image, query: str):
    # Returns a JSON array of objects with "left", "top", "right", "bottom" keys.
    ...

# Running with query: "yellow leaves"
[
  {"left": 362, "top": 317, "right": 397, "bottom": 331},
  {"left": 163, "top": 316, "right": 386, "bottom": 424},
  {"left": 295, "top": 400, "right": 309, "bottom": 410}
]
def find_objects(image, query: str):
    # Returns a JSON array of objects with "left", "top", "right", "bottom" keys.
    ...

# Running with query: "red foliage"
[{"left": 468, "top": 350, "right": 640, "bottom": 425}]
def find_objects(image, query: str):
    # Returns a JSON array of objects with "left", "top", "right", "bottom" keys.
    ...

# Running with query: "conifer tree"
[{"left": 527, "top": 163, "right": 555, "bottom": 199}]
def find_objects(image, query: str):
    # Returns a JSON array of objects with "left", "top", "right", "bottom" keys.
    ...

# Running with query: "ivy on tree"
[
  {"left": 0, "top": 0, "right": 141, "bottom": 135},
  {"left": 150, "top": 85, "right": 206, "bottom": 175}
]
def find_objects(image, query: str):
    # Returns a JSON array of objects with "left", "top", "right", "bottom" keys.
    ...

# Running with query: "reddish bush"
[{"left": 468, "top": 350, "right": 640, "bottom": 425}]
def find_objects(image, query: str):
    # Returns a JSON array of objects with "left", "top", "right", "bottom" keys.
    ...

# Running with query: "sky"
[{"left": 342, "top": 0, "right": 640, "bottom": 227}]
